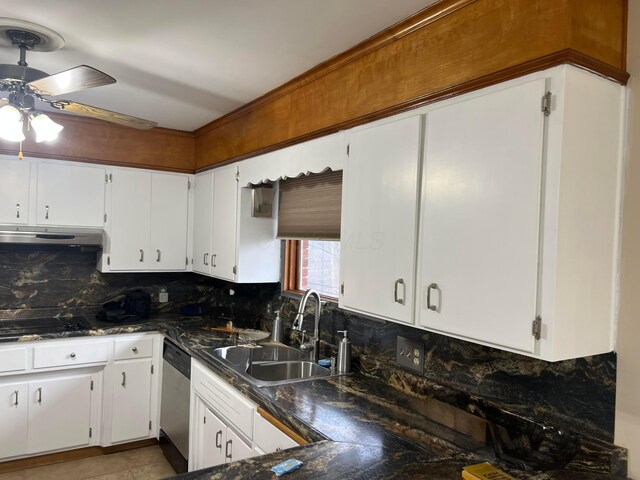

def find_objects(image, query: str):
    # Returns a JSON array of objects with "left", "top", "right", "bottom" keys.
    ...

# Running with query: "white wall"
[{"left": 615, "top": 2, "right": 640, "bottom": 478}]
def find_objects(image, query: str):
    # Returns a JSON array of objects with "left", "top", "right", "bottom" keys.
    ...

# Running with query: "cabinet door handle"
[
  {"left": 13, "top": 390, "right": 19, "bottom": 406},
  {"left": 122, "top": 372, "right": 126, "bottom": 387},
  {"left": 139, "top": 249, "right": 144, "bottom": 262},
  {"left": 426, "top": 283, "right": 439, "bottom": 312},
  {"left": 203, "top": 253, "right": 209, "bottom": 266},
  {"left": 37, "top": 387, "right": 42, "bottom": 404},
  {"left": 225, "top": 439, "right": 232, "bottom": 460},
  {"left": 394, "top": 278, "right": 405, "bottom": 305},
  {"left": 156, "top": 249, "right": 161, "bottom": 262},
  {"left": 45, "top": 205, "right": 49, "bottom": 220},
  {"left": 16, "top": 203, "right": 20, "bottom": 219},
  {"left": 215, "top": 430, "right": 223, "bottom": 449},
  {"left": 212, "top": 253, "right": 217, "bottom": 268}
]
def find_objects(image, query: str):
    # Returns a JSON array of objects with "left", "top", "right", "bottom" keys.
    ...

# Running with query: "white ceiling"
[{"left": 0, "top": 1, "right": 437, "bottom": 131}]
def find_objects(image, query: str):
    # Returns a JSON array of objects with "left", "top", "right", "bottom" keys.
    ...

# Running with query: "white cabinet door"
[
  {"left": 201, "top": 404, "right": 226, "bottom": 469},
  {"left": 0, "top": 383, "right": 28, "bottom": 458},
  {"left": 0, "top": 159, "right": 30, "bottom": 225},
  {"left": 417, "top": 79, "right": 545, "bottom": 353},
  {"left": 27, "top": 374, "right": 93, "bottom": 454},
  {"left": 111, "top": 358, "right": 152, "bottom": 443},
  {"left": 150, "top": 173, "right": 189, "bottom": 270},
  {"left": 211, "top": 165, "right": 238, "bottom": 281},
  {"left": 340, "top": 115, "right": 422, "bottom": 324},
  {"left": 109, "top": 169, "right": 152, "bottom": 270},
  {"left": 193, "top": 171, "right": 214, "bottom": 274},
  {"left": 253, "top": 412, "right": 299, "bottom": 454},
  {"left": 36, "top": 162, "right": 105, "bottom": 227},
  {"left": 225, "top": 427, "right": 254, "bottom": 464}
]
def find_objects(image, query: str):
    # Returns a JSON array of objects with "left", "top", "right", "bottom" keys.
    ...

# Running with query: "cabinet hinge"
[
  {"left": 346, "top": 144, "right": 350, "bottom": 157},
  {"left": 104, "top": 174, "right": 108, "bottom": 184},
  {"left": 233, "top": 265, "right": 237, "bottom": 275},
  {"left": 340, "top": 283, "right": 344, "bottom": 295},
  {"left": 90, "top": 380, "right": 94, "bottom": 391},
  {"left": 203, "top": 416, "right": 206, "bottom": 424},
  {"left": 235, "top": 171, "right": 240, "bottom": 182},
  {"left": 107, "top": 256, "right": 111, "bottom": 266},
  {"left": 185, "top": 257, "right": 189, "bottom": 266},
  {"left": 151, "top": 364, "right": 154, "bottom": 374},
  {"left": 532, "top": 316, "right": 542, "bottom": 340},
  {"left": 188, "top": 179, "right": 191, "bottom": 190},
  {"left": 89, "top": 427, "right": 92, "bottom": 438},
  {"left": 103, "top": 213, "right": 107, "bottom": 223},
  {"left": 149, "top": 420, "right": 152, "bottom": 431},
  {"left": 541, "top": 91, "right": 552, "bottom": 117}
]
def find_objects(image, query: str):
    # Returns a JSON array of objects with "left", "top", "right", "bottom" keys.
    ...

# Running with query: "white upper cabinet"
[
  {"left": 414, "top": 66, "right": 623, "bottom": 361},
  {"left": 192, "top": 164, "right": 279, "bottom": 283},
  {"left": 36, "top": 162, "right": 105, "bottom": 228},
  {"left": 340, "top": 115, "right": 423, "bottom": 324},
  {"left": 102, "top": 168, "right": 190, "bottom": 272},
  {"left": 0, "top": 157, "right": 30, "bottom": 225},
  {"left": 417, "top": 79, "right": 545, "bottom": 353},
  {"left": 192, "top": 171, "right": 214, "bottom": 275},
  {"left": 211, "top": 165, "right": 239, "bottom": 281}
]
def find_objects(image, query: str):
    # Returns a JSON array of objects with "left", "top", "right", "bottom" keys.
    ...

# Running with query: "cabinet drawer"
[
  {"left": 254, "top": 412, "right": 299, "bottom": 453},
  {"left": 114, "top": 337, "right": 154, "bottom": 360},
  {"left": 33, "top": 341, "right": 109, "bottom": 369},
  {"left": 0, "top": 347, "right": 28, "bottom": 373},
  {"left": 192, "top": 361, "right": 256, "bottom": 440}
]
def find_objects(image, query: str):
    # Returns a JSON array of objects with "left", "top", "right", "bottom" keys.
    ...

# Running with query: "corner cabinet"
[
  {"left": 339, "top": 65, "right": 624, "bottom": 361},
  {"left": 340, "top": 115, "right": 422, "bottom": 324},
  {"left": 192, "top": 165, "right": 279, "bottom": 283},
  {"left": 99, "top": 168, "right": 191, "bottom": 272}
]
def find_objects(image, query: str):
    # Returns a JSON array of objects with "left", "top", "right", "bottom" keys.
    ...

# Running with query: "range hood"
[{"left": 0, "top": 226, "right": 103, "bottom": 247}]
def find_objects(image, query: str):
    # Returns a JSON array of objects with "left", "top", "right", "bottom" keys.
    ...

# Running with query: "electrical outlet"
[
  {"left": 158, "top": 287, "right": 169, "bottom": 303},
  {"left": 396, "top": 336, "right": 424, "bottom": 374}
]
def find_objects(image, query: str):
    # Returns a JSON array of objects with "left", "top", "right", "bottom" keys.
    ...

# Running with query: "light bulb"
[
  {"left": 0, "top": 105, "right": 25, "bottom": 142},
  {"left": 29, "top": 112, "right": 64, "bottom": 143}
]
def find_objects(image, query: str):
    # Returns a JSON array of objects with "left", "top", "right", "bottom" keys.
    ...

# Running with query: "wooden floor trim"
[{"left": 0, "top": 438, "right": 158, "bottom": 474}]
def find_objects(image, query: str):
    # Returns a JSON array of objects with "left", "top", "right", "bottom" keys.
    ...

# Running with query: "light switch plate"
[
  {"left": 396, "top": 336, "right": 424, "bottom": 374},
  {"left": 158, "top": 287, "right": 169, "bottom": 303}
]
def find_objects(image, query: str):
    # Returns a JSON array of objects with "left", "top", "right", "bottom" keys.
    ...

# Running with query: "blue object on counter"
[
  {"left": 271, "top": 459, "right": 303, "bottom": 476},
  {"left": 318, "top": 359, "right": 331, "bottom": 368}
]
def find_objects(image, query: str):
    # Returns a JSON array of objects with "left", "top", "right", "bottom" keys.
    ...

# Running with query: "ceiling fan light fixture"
[
  {"left": 29, "top": 111, "right": 63, "bottom": 143},
  {"left": 0, "top": 104, "right": 25, "bottom": 142}
]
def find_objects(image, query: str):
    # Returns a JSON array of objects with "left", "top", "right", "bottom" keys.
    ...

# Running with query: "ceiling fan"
[{"left": 0, "top": 18, "right": 157, "bottom": 144}]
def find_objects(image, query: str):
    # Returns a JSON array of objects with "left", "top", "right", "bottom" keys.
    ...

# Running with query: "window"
[{"left": 278, "top": 170, "right": 343, "bottom": 300}]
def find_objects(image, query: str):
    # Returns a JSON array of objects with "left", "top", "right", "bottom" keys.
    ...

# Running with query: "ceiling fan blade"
[
  {"left": 50, "top": 100, "right": 157, "bottom": 130},
  {"left": 27, "top": 65, "right": 115, "bottom": 96}
]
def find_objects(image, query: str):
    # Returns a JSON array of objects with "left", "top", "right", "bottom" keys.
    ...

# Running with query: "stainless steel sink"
[
  {"left": 207, "top": 343, "right": 341, "bottom": 387},
  {"left": 247, "top": 361, "right": 331, "bottom": 382}
]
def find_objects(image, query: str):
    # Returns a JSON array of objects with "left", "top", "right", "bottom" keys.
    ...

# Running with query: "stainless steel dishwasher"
[{"left": 160, "top": 339, "right": 191, "bottom": 474}]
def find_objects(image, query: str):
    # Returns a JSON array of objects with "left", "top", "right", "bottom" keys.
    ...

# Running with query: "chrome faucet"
[{"left": 293, "top": 289, "right": 322, "bottom": 363}]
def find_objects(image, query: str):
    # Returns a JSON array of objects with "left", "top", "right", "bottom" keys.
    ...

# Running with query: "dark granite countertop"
[{"left": 0, "top": 314, "right": 627, "bottom": 480}]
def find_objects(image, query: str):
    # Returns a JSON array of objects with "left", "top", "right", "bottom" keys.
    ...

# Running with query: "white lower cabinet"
[
  {"left": 27, "top": 374, "right": 94, "bottom": 454},
  {"left": 0, "top": 333, "right": 161, "bottom": 461},
  {"left": 189, "top": 359, "right": 300, "bottom": 472},
  {"left": 0, "top": 383, "right": 28, "bottom": 458},
  {"left": 110, "top": 358, "right": 153, "bottom": 443}
]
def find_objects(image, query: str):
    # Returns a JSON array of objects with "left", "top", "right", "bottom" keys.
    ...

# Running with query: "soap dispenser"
[
  {"left": 336, "top": 330, "right": 352, "bottom": 373},
  {"left": 271, "top": 310, "right": 284, "bottom": 343}
]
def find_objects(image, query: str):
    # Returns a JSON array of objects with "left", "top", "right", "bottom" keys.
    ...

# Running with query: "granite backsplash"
[{"left": 0, "top": 247, "right": 624, "bottom": 474}]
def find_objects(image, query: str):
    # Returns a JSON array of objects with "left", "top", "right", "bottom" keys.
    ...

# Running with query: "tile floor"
[{"left": 0, "top": 446, "right": 176, "bottom": 480}]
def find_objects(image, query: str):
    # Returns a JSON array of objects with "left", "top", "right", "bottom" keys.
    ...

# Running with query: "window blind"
[{"left": 277, "top": 170, "right": 342, "bottom": 240}]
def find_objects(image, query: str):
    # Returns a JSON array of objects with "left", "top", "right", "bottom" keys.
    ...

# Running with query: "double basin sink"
[{"left": 206, "top": 343, "right": 340, "bottom": 387}]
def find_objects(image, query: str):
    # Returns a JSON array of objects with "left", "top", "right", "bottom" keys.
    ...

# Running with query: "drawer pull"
[
  {"left": 122, "top": 372, "right": 126, "bottom": 387},
  {"left": 215, "top": 430, "right": 223, "bottom": 449},
  {"left": 37, "top": 387, "right": 42, "bottom": 404},
  {"left": 225, "top": 439, "right": 232, "bottom": 460},
  {"left": 132, "top": 347, "right": 138, "bottom": 354},
  {"left": 70, "top": 352, "right": 76, "bottom": 359},
  {"left": 13, "top": 390, "right": 19, "bottom": 406}
]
